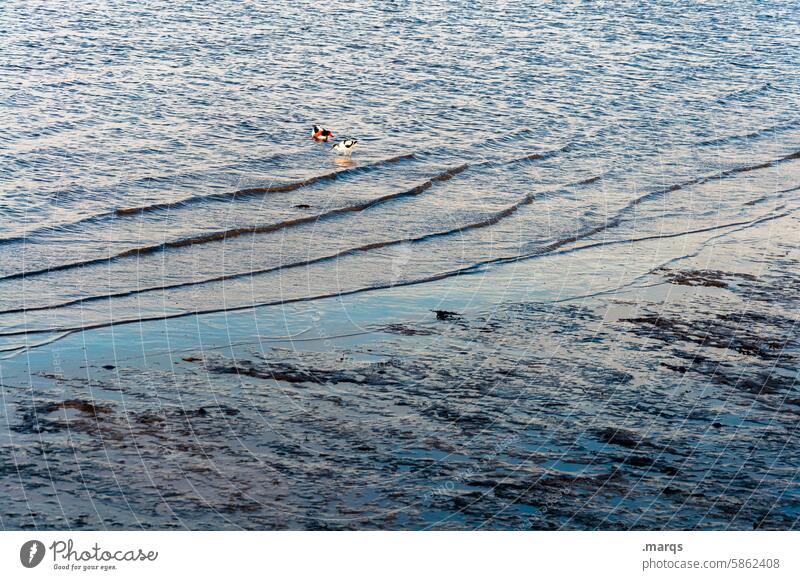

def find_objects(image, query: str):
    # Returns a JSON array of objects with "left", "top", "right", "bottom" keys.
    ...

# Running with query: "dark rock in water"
[
  {"left": 433, "top": 309, "right": 460, "bottom": 320},
  {"left": 621, "top": 315, "right": 674, "bottom": 330},
  {"left": 621, "top": 308, "right": 794, "bottom": 362},
  {"left": 660, "top": 362, "right": 688, "bottom": 373},
  {"left": 206, "top": 360, "right": 320, "bottom": 383},
  {"left": 101, "top": 364, "right": 116, "bottom": 370},
  {"left": 594, "top": 426, "right": 639, "bottom": 449},
  {"left": 660, "top": 268, "right": 756, "bottom": 288},
  {"left": 714, "top": 370, "right": 790, "bottom": 395},
  {"left": 663, "top": 269, "right": 728, "bottom": 288},
  {"left": 47, "top": 399, "right": 112, "bottom": 418},
  {"left": 137, "top": 412, "right": 165, "bottom": 425},
  {"left": 16, "top": 399, "right": 114, "bottom": 434},
  {"left": 187, "top": 406, "right": 240, "bottom": 417},
  {"left": 294, "top": 204, "right": 312, "bottom": 209},
  {"left": 384, "top": 323, "right": 436, "bottom": 336},
  {"left": 204, "top": 357, "right": 399, "bottom": 386}
]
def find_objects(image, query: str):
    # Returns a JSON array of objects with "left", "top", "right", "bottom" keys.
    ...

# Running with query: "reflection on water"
[
  {"left": 334, "top": 157, "right": 358, "bottom": 168},
  {"left": 1, "top": 0, "right": 800, "bottom": 346},
  {"left": 0, "top": 1, "right": 798, "bottom": 530}
]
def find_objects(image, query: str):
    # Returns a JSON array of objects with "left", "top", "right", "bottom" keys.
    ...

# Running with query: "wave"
[
  {"left": 0, "top": 173, "right": 606, "bottom": 316},
  {"left": 0, "top": 126, "right": 589, "bottom": 247},
  {"left": 0, "top": 208, "right": 790, "bottom": 342},
  {"left": 491, "top": 143, "right": 573, "bottom": 165},
  {"left": 0, "top": 141, "right": 579, "bottom": 281},
  {"left": 113, "top": 152, "right": 416, "bottom": 216},
  {"left": 111, "top": 132, "right": 583, "bottom": 218},
  {"left": 0, "top": 124, "right": 633, "bottom": 251},
  {"left": 713, "top": 82, "right": 777, "bottom": 106},
  {"left": 4, "top": 146, "right": 796, "bottom": 286},
  {"left": 0, "top": 152, "right": 416, "bottom": 246},
  {"left": 694, "top": 119, "right": 800, "bottom": 148},
  {"left": 0, "top": 163, "right": 468, "bottom": 282},
  {"left": 743, "top": 182, "right": 800, "bottom": 207},
  {"left": 622, "top": 148, "right": 800, "bottom": 212}
]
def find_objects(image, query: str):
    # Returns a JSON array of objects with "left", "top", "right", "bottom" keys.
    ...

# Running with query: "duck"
[
  {"left": 312, "top": 125, "right": 334, "bottom": 142},
  {"left": 331, "top": 139, "right": 358, "bottom": 155}
]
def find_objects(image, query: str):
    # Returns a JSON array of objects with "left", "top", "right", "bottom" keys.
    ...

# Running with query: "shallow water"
[
  {"left": 0, "top": 1, "right": 799, "bottom": 530},
  {"left": 2, "top": 0, "right": 800, "bottom": 349},
  {"left": 0, "top": 208, "right": 797, "bottom": 530}
]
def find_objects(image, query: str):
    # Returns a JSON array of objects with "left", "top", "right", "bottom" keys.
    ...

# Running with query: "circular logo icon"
[{"left": 20, "top": 540, "right": 46, "bottom": 568}]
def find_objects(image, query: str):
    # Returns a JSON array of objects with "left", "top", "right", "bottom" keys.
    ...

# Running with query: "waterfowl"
[
  {"left": 312, "top": 125, "right": 334, "bottom": 141},
  {"left": 331, "top": 139, "right": 358, "bottom": 155}
]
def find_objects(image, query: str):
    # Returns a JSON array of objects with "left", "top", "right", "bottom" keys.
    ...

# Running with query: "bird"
[
  {"left": 312, "top": 125, "right": 334, "bottom": 141},
  {"left": 331, "top": 139, "right": 358, "bottom": 155}
]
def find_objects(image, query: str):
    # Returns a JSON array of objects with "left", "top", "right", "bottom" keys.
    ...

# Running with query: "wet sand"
[{"left": 0, "top": 203, "right": 797, "bottom": 530}]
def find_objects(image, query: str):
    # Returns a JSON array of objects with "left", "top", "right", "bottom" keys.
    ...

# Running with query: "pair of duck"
[{"left": 312, "top": 125, "right": 357, "bottom": 155}]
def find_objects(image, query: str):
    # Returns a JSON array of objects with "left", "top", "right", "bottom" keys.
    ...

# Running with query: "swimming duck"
[
  {"left": 312, "top": 125, "right": 334, "bottom": 142},
  {"left": 331, "top": 139, "right": 358, "bottom": 155}
]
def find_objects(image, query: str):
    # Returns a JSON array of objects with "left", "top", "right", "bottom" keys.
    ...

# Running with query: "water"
[
  {"left": 2, "top": 1, "right": 800, "bottom": 530},
  {"left": 1, "top": 0, "right": 800, "bottom": 350}
]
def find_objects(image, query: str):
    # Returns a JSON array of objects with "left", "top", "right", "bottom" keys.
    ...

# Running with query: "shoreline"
[{"left": 0, "top": 204, "right": 798, "bottom": 529}]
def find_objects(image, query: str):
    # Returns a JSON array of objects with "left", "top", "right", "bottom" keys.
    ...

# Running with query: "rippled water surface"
[
  {"left": 2, "top": 1, "right": 800, "bottom": 349},
  {"left": 1, "top": 1, "right": 799, "bottom": 531}
]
